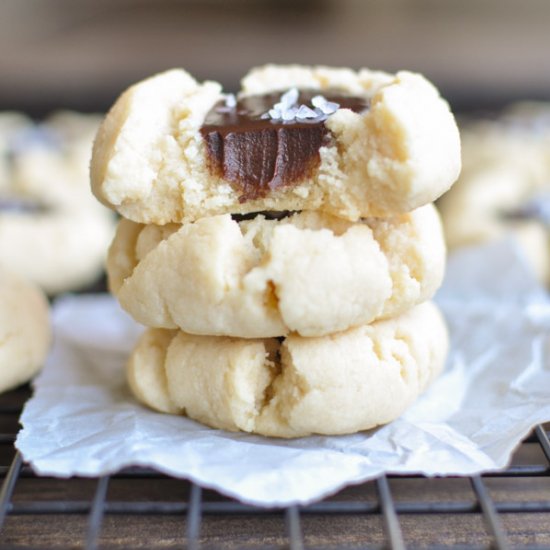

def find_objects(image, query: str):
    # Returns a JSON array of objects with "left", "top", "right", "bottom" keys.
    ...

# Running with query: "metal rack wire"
[{"left": 0, "top": 385, "right": 549, "bottom": 549}]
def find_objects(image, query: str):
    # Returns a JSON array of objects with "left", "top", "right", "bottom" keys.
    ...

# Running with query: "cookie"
[
  {"left": 108, "top": 204, "right": 445, "bottom": 338},
  {"left": 0, "top": 268, "right": 50, "bottom": 393},
  {"left": 91, "top": 65, "right": 461, "bottom": 225},
  {"left": 0, "top": 111, "right": 115, "bottom": 294},
  {"left": 438, "top": 107, "right": 550, "bottom": 283},
  {"left": 0, "top": 112, "right": 30, "bottom": 189},
  {"left": 127, "top": 301, "right": 447, "bottom": 438}
]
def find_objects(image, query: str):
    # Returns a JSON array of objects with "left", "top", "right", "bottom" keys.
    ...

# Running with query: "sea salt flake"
[
  {"left": 312, "top": 95, "right": 340, "bottom": 115},
  {"left": 296, "top": 105, "right": 319, "bottom": 120},
  {"left": 280, "top": 88, "right": 299, "bottom": 109},
  {"left": 282, "top": 106, "right": 299, "bottom": 122},
  {"left": 267, "top": 89, "right": 318, "bottom": 121}
]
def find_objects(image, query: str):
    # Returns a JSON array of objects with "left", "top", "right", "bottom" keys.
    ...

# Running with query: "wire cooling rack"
[{"left": 0, "top": 385, "right": 549, "bottom": 549}]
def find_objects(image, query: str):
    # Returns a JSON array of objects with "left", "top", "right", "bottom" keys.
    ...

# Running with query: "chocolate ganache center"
[{"left": 200, "top": 90, "right": 369, "bottom": 202}]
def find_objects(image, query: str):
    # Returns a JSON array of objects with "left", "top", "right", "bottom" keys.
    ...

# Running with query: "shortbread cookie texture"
[
  {"left": 108, "top": 204, "right": 445, "bottom": 338},
  {"left": 91, "top": 65, "right": 461, "bottom": 225},
  {"left": 127, "top": 302, "right": 447, "bottom": 438},
  {"left": 0, "top": 269, "right": 50, "bottom": 393}
]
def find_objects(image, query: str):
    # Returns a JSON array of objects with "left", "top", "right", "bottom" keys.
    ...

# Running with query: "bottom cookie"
[
  {"left": 127, "top": 302, "right": 448, "bottom": 438},
  {"left": 0, "top": 268, "right": 51, "bottom": 393}
]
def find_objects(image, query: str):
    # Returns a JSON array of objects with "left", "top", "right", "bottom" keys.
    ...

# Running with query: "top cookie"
[{"left": 91, "top": 65, "right": 461, "bottom": 224}]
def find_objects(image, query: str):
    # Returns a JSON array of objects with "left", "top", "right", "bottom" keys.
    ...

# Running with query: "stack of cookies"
[{"left": 91, "top": 65, "right": 461, "bottom": 438}]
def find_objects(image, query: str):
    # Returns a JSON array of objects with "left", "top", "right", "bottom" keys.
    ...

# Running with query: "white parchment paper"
[{"left": 16, "top": 240, "right": 550, "bottom": 507}]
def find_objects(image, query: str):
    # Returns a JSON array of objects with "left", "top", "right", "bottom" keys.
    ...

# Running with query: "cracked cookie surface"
[
  {"left": 107, "top": 204, "right": 445, "bottom": 338},
  {"left": 127, "top": 301, "right": 448, "bottom": 438}
]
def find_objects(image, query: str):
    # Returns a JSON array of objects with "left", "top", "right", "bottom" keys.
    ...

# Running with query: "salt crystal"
[
  {"left": 296, "top": 105, "right": 319, "bottom": 120},
  {"left": 324, "top": 102, "right": 339, "bottom": 114},
  {"left": 312, "top": 95, "right": 340, "bottom": 115},
  {"left": 280, "top": 88, "right": 299, "bottom": 109},
  {"left": 265, "top": 89, "right": 339, "bottom": 122},
  {"left": 282, "top": 106, "right": 299, "bottom": 121}
]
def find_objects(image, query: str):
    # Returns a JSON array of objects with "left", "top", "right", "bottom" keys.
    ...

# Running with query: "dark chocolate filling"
[
  {"left": 231, "top": 210, "right": 295, "bottom": 222},
  {"left": 200, "top": 90, "right": 369, "bottom": 202}
]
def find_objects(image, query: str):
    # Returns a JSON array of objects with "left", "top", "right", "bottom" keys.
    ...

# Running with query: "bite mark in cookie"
[
  {"left": 200, "top": 89, "right": 369, "bottom": 201},
  {"left": 91, "top": 66, "right": 461, "bottom": 224},
  {"left": 107, "top": 205, "right": 446, "bottom": 338}
]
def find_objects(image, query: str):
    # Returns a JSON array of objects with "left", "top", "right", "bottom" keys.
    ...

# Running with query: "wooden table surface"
[{"left": 0, "top": 385, "right": 549, "bottom": 549}]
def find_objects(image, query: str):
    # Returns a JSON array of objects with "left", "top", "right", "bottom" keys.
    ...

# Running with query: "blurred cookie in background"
[
  {"left": 0, "top": 112, "right": 29, "bottom": 189},
  {"left": 0, "top": 111, "right": 115, "bottom": 294},
  {"left": 0, "top": 267, "right": 50, "bottom": 393},
  {"left": 438, "top": 102, "right": 550, "bottom": 284}
]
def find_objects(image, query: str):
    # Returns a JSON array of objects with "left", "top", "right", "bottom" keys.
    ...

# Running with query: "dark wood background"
[
  {"left": 1, "top": 0, "right": 550, "bottom": 115},
  {"left": 1, "top": 387, "right": 550, "bottom": 548}
]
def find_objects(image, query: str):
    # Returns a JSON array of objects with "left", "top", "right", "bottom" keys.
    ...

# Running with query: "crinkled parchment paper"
[{"left": 16, "top": 240, "right": 550, "bottom": 506}]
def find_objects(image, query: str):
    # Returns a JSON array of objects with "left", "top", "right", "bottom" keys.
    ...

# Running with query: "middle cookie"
[{"left": 108, "top": 204, "right": 445, "bottom": 338}]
